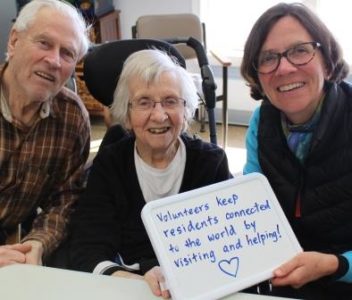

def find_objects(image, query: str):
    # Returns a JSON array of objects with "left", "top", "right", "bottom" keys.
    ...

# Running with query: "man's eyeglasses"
[
  {"left": 129, "top": 97, "right": 186, "bottom": 112},
  {"left": 254, "top": 41, "right": 321, "bottom": 74}
]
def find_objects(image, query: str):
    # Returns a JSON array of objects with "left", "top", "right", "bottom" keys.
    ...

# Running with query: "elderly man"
[{"left": 0, "top": 0, "right": 90, "bottom": 266}]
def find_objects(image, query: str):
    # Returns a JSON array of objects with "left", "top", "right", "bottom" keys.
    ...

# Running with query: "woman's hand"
[
  {"left": 144, "top": 266, "right": 170, "bottom": 299},
  {"left": 272, "top": 251, "right": 339, "bottom": 288}
]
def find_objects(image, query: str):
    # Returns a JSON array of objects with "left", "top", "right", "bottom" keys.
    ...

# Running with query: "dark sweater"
[
  {"left": 69, "top": 134, "right": 232, "bottom": 274},
  {"left": 258, "top": 81, "right": 352, "bottom": 254},
  {"left": 257, "top": 81, "right": 352, "bottom": 297}
]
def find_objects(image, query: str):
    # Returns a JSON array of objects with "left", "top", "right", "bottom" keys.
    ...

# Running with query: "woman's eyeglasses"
[
  {"left": 129, "top": 97, "right": 186, "bottom": 112},
  {"left": 254, "top": 41, "right": 321, "bottom": 74}
]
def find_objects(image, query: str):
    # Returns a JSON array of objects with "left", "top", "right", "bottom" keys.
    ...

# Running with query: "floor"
[{"left": 89, "top": 116, "right": 248, "bottom": 175}]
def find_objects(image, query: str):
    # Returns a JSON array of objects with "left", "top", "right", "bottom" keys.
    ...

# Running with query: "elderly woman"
[
  {"left": 241, "top": 2, "right": 352, "bottom": 299},
  {"left": 69, "top": 49, "right": 231, "bottom": 287}
]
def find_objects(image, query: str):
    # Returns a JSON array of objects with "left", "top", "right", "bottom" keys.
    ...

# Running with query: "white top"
[{"left": 135, "top": 137, "right": 186, "bottom": 203}]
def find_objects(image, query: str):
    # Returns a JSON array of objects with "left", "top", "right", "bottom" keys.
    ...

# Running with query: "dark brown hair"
[{"left": 240, "top": 2, "right": 349, "bottom": 100}]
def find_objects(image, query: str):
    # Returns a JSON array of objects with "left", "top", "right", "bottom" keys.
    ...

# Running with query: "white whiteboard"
[{"left": 141, "top": 173, "right": 302, "bottom": 300}]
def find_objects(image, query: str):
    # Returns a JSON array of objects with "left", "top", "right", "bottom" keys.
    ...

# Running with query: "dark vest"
[{"left": 258, "top": 81, "right": 352, "bottom": 254}]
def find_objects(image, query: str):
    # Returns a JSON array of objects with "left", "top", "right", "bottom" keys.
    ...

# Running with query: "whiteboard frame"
[{"left": 142, "top": 173, "right": 302, "bottom": 300}]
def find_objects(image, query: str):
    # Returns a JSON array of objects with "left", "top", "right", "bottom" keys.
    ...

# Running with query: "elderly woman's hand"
[
  {"left": 144, "top": 266, "right": 170, "bottom": 299},
  {"left": 111, "top": 270, "right": 144, "bottom": 280},
  {"left": 272, "top": 251, "right": 339, "bottom": 288}
]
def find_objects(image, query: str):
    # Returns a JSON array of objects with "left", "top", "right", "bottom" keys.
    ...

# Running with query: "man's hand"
[
  {"left": 272, "top": 251, "right": 339, "bottom": 288},
  {"left": 22, "top": 240, "right": 44, "bottom": 266},
  {"left": 0, "top": 243, "right": 32, "bottom": 267}
]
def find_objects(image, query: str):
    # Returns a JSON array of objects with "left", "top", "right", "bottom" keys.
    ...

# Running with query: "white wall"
[
  {"left": 220, "top": 76, "right": 260, "bottom": 126},
  {"left": 0, "top": 1, "right": 256, "bottom": 125},
  {"left": 114, "top": 0, "right": 257, "bottom": 125},
  {"left": 114, "top": 0, "right": 195, "bottom": 39}
]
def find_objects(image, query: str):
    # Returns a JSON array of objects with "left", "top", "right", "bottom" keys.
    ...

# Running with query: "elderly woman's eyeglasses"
[
  {"left": 129, "top": 97, "right": 186, "bottom": 111},
  {"left": 254, "top": 42, "right": 321, "bottom": 74}
]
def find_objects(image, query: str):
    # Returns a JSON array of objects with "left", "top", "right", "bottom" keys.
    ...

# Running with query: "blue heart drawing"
[{"left": 218, "top": 257, "right": 240, "bottom": 277}]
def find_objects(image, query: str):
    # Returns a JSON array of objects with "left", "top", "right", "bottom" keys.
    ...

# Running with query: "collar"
[
  {"left": 0, "top": 63, "right": 11, "bottom": 122},
  {"left": 0, "top": 63, "right": 52, "bottom": 122},
  {"left": 0, "top": 83, "right": 12, "bottom": 123},
  {"left": 39, "top": 101, "right": 51, "bottom": 119},
  {"left": 281, "top": 94, "right": 325, "bottom": 135},
  {"left": 0, "top": 86, "right": 52, "bottom": 122}
]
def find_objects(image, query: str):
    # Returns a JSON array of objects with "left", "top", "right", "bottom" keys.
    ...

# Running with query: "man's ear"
[{"left": 7, "top": 29, "right": 19, "bottom": 59}]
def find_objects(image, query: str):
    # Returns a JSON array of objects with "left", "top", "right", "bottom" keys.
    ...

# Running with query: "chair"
[
  {"left": 83, "top": 38, "right": 219, "bottom": 145},
  {"left": 131, "top": 13, "right": 231, "bottom": 147},
  {"left": 15, "top": 0, "right": 30, "bottom": 15}
]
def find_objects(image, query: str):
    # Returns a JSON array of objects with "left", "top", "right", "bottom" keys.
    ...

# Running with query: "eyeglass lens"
[
  {"left": 130, "top": 97, "right": 184, "bottom": 111},
  {"left": 256, "top": 42, "right": 320, "bottom": 74}
]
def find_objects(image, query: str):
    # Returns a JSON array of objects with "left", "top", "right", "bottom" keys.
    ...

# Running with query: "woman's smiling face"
[
  {"left": 127, "top": 71, "right": 185, "bottom": 157},
  {"left": 258, "top": 16, "right": 327, "bottom": 124}
]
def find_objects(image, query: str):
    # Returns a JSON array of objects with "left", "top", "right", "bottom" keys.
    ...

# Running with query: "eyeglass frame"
[
  {"left": 128, "top": 96, "right": 186, "bottom": 112},
  {"left": 253, "top": 41, "right": 322, "bottom": 75}
]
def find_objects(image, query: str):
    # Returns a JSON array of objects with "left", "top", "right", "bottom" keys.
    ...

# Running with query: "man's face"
[{"left": 6, "top": 7, "right": 81, "bottom": 103}]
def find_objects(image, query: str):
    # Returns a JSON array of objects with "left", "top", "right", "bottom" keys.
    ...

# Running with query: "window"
[
  {"left": 317, "top": 1, "right": 352, "bottom": 64},
  {"left": 198, "top": 0, "right": 352, "bottom": 65}
]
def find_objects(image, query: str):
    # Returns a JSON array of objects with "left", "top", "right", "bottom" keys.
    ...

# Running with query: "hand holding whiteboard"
[{"left": 142, "top": 173, "right": 302, "bottom": 300}]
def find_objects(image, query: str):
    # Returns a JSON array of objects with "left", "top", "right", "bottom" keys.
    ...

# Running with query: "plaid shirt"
[{"left": 0, "top": 65, "right": 90, "bottom": 256}]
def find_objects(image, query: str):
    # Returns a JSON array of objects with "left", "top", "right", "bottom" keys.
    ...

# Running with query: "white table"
[{"left": 0, "top": 264, "right": 294, "bottom": 300}]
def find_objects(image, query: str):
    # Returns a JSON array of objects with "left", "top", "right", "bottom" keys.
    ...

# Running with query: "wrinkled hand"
[
  {"left": 111, "top": 270, "right": 144, "bottom": 280},
  {"left": 22, "top": 240, "right": 43, "bottom": 266},
  {"left": 144, "top": 266, "right": 170, "bottom": 299},
  {"left": 272, "top": 251, "right": 338, "bottom": 288},
  {"left": 0, "top": 243, "right": 32, "bottom": 267}
]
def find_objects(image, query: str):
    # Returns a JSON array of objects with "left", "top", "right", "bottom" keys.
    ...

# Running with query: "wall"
[
  {"left": 113, "top": 0, "right": 258, "bottom": 125},
  {"left": 0, "top": 1, "right": 256, "bottom": 125},
  {"left": 114, "top": 0, "right": 195, "bottom": 39},
  {"left": 211, "top": 61, "right": 260, "bottom": 126},
  {"left": 0, "top": 2, "right": 16, "bottom": 63}
]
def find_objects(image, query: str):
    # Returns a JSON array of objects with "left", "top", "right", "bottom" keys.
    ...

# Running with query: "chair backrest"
[
  {"left": 132, "top": 13, "right": 205, "bottom": 60},
  {"left": 16, "top": 0, "right": 30, "bottom": 15},
  {"left": 83, "top": 39, "right": 186, "bottom": 107}
]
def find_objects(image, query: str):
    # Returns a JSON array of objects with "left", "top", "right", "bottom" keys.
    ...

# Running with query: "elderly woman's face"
[
  {"left": 127, "top": 71, "right": 185, "bottom": 156},
  {"left": 258, "top": 16, "right": 327, "bottom": 124}
]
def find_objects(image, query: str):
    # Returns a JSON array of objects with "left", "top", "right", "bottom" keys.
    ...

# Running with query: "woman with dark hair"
[{"left": 241, "top": 2, "right": 352, "bottom": 299}]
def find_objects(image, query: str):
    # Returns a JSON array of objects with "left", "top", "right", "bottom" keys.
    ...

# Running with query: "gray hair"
[
  {"left": 110, "top": 49, "right": 199, "bottom": 131},
  {"left": 12, "top": 0, "right": 90, "bottom": 60}
]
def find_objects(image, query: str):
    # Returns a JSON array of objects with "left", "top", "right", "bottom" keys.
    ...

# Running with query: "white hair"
[
  {"left": 12, "top": 0, "right": 90, "bottom": 59},
  {"left": 110, "top": 49, "right": 199, "bottom": 131}
]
